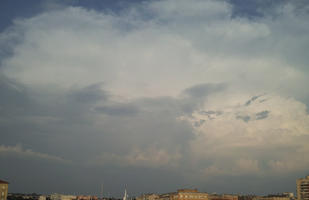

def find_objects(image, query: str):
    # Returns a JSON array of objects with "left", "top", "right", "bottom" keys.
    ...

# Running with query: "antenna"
[{"left": 101, "top": 183, "right": 104, "bottom": 200}]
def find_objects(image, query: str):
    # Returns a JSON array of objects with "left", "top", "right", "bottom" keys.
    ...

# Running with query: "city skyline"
[
  {"left": 1, "top": 0, "right": 309, "bottom": 197},
  {"left": 1, "top": 176, "right": 308, "bottom": 198}
]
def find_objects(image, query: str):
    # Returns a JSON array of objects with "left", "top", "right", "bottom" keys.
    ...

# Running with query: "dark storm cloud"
[
  {"left": 199, "top": 110, "right": 223, "bottom": 120},
  {"left": 256, "top": 110, "right": 270, "bottom": 120},
  {"left": 236, "top": 115, "right": 251, "bottom": 123},
  {"left": 69, "top": 83, "right": 108, "bottom": 103},
  {"left": 1, "top": 0, "right": 309, "bottom": 197},
  {"left": 0, "top": 0, "right": 146, "bottom": 32},
  {"left": 183, "top": 83, "right": 225, "bottom": 99},
  {"left": 95, "top": 104, "right": 139, "bottom": 116},
  {"left": 229, "top": 0, "right": 309, "bottom": 19},
  {"left": 0, "top": 75, "right": 31, "bottom": 112},
  {"left": 245, "top": 95, "right": 262, "bottom": 106},
  {"left": 194, "top": 119, "right": 206, "bottom": 127},
  {"left": 0, "top": 69, "right": 197, "bottom": 195}
]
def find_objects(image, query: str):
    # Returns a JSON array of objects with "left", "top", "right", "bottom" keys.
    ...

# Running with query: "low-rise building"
[
  {"left": 238, "top": 195, "right": 256, "bottom": 200},
  {"left": 156, "top": 189, "right": 208, "bottom": 200},
  {"left": 253, "top": 194, "right": 292, "bottom": 200},
  {"left": 50, "top": 194, "right": 76, "bottom": 200},
  {"left": 136, "top": 194, "right": 159, "bottom": 200},
  {"left": 76, "top": 196, "right": 98, "bottom": 200},
  {"left": 0, "top": 180, "right": 9, "bottom": 200},
  {"left": 209, "top": 194, "right": 238, "bottom": 200}
]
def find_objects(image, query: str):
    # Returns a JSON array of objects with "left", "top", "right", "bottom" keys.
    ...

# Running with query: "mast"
[
  {"left": 101, "top": 184, "right": 104, "bottom": 199},
  {"left": 123, "top": 189, "right": 127, "bottom": 200}
]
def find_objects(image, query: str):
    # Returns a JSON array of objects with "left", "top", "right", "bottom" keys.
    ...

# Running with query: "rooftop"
[{"left": 0, "top": 179, "right": 9, "bottom": 184}]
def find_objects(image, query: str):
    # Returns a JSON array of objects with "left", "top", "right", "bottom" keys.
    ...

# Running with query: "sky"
[{"left": 0, "top": 0, "right": 309, "bottom": 197}]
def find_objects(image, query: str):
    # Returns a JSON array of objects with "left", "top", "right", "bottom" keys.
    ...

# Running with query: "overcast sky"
[{"left": 1, "top": 0, "right": 309, "bottom": 197}]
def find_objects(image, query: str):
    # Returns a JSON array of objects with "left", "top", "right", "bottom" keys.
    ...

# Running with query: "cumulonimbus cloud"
[{"left": 0, "top": 0, "right": 309, "bottom": 194}]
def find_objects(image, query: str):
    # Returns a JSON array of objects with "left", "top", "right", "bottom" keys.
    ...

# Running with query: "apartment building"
[
  {"left": 297, "top": 176, "right": 309, "bottom": 200},
  {"left": 0, "top": 180, "right": 9, "bottom": 200},
  {"left": 156, "top": 189, "right": 208, "bottom": 200}
]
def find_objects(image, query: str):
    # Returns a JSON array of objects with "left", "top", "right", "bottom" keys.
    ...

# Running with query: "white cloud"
[
  {"left": 0, "top": 0, "right": 309, "bottom": 183},
  {"left": 182, "top": 94, "right": 309, "bottom": 176},
  {"left": 2, "top": 0, "right": 308, "bottom": 99}
]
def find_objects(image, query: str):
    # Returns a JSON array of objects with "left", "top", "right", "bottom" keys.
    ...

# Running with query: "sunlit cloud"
[{"left": 0, "top": 0, "right": 309, "bottom": 195}]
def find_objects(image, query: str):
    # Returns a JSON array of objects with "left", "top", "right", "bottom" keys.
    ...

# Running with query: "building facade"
[
  {"left": 156, "top": 189, "right": 208, "bottom": 200},
  {"left": 297, "top": 176, "right": 309, "bottom": 200},
  {"left": 252, "top": 196, "right": 290, "bottom": 200},
  {"left": 0, "top": 180, "right": 9, "bottom": 200},
  {"left": 76, "top": 196, "right": 98, "bottom": 200},
  {"left": 136, "top": 194, "right": 159, "bottom": 200},
  {"left": 209, "top": 194, "right": 238, "bottom": 200},
  {"left": 50, "top": 194, "right": 76, "bottom": 200}
]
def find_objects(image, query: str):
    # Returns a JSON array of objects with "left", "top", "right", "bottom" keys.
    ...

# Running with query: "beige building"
[
  {"left": 297, "top": 175, "right": 309, "bottom": 200},
  {"left": 156, "top": 189, "right": 208, "bottom": 200},
  {"left": 253, "top": 196, "right": 290, "bottom": 200},
  {"left": 76, "top": 196, "right": 98, "bottom": 200},
  {"left": 209, "top": 194, "right": 238, "bottom": 200},
  {"left": 39, "top": 196, "right": 47, "bottom": 200},
  {"left": 0, "top": 180, "right": 9, "bottom": 200},
  {"left": 136, "top": 194, "right": 160, "bottom": 200},
  {"left": 50, "top": 194, "right": 76, "bottom": 200}
]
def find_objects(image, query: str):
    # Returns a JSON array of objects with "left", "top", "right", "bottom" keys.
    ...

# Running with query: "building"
[
  {"left": 136, "top": 194, "right": 159, "bottom": 200},
  {"left": 76, "top": 196, "right": 98, "bottom": 200},
  {"left": 0, "top": 180, "right": 9, "bottom": 200},
  {"left": 50, "top": 194, "right": 76, "bottom": 200},
  {"left": 253, "top": 194, "right": 292, "bottom": 200},
  {"left": 156, "top": 189, "right": 208, "bottom": 200},
  {"left": 209, "top": 194, "right": 238, "bottom": 200},
  {"left": 238, "top": 195, "right": 257, "bottom": 200},
  {"left": 297, "top": 176, "right": 309, "bottom": 200},
  {"left": 39, "top": 195, "right": 47, "bottom": 200},
  {"left": 7, "top": 193, "right": 41, "bottom": 200}
]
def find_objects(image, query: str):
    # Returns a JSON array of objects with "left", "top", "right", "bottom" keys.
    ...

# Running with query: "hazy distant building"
[
  {"left": 136, "top": 194, "right": 159, "bottom": 200},
  {"left": 0, "top": 180, "right": 9, "bottom": 200},
  {"left": 156, "top": 189, "right": 208, "bottom": 200},
  {"left": 282, "top": 194, "right": 294, "bottom": 199},
  {"left": 238, "top": 195, "right": 257, "bottom": 200},
  {"left": 209, "top": 194, "right": 238, "bottom": 200},
  {"left": 7, "top": 193, "right": 41, "bottom": 200},
  {"left": 253, "top": 194, "right": 292, "bottom": 200},
  {"left": 50, "top": 194, "right": 76, "bottom": 200},
  {"left": 297, "top": 175, "right": 309, "bottom": 200},
  {"left": 76, "top": 196, "right": 98, "bottom": 200}
]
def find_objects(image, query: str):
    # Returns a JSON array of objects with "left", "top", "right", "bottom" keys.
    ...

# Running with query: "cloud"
[
  {"left": 256, "top": 110, "right": 270, "bottom": 120},
  {"left": 0, "top": 0, "right": 309, "bottom": 195},
  {"left": 69, "top": 83, "right": 108, "bottom": 103},
  {"left": 236, "top": 115, "right": 251, "bottom": 123},
  {"left": 183, "top": 83, "right": 226, "bottom": 99},
  {"left": 0, "top": 144, "right": 70, "bottom": 163},
  {"left": 91, "top": 145, "right": 182, "bottom": 168},
  {"left": 184, "top": 94, "right": 309, "bottom": 179},
  {"left": 95, "top": 103, "right": 139, "bottom": 116},
  {"left": 245, "top": 95, "right": 262, "bottom": 106}
]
